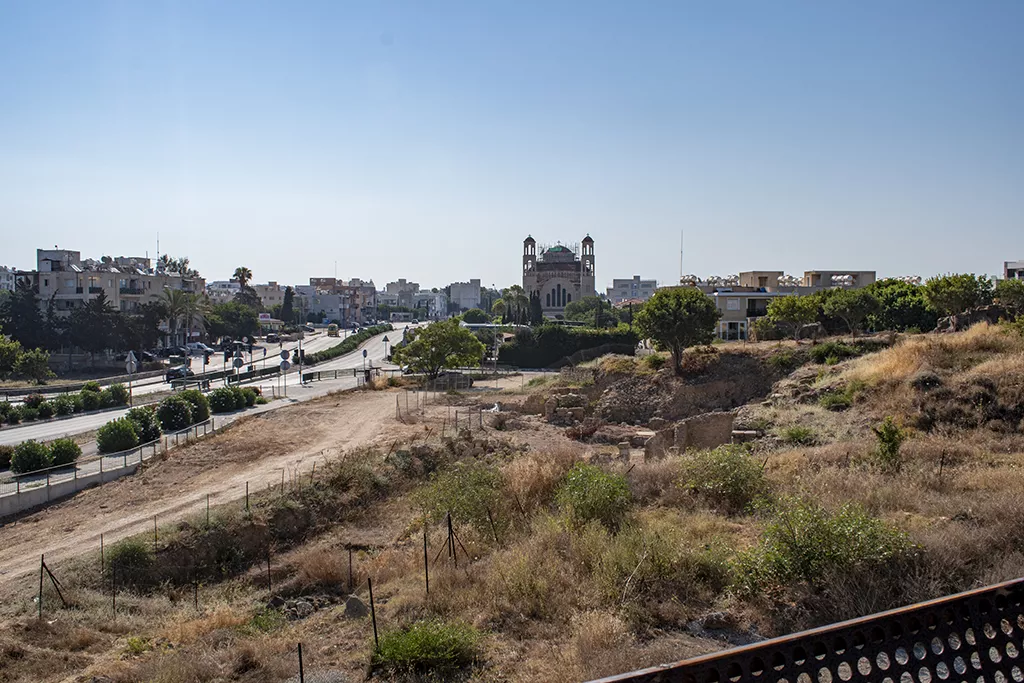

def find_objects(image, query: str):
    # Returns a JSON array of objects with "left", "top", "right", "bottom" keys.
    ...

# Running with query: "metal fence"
[
  {"left": 592, "top": 577, "right": 1024, "bottom": 683},
  {"left": 0, "top": 419, "right": 217, "bottom": 514}
]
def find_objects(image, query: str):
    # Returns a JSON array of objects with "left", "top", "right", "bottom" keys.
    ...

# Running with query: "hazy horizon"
[{"left": 2, "top": 1, "right": 1021, "bottom": 289}]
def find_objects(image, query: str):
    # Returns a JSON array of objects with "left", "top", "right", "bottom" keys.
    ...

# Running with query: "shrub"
[
  {"left": 81, "top": 381, "right": 102, "bottom": 393},
  {"left": 240, "top": 387, "right": 257, "bottom": 407},
  {"left": 98, "top": 389, "right": 116, "bottom": 408},
  {"left": 106, "top": 383, "right": 130, "bottom": 406},
  {"left": 372, "top": 619, "right": 481, "bottom": 677},
  {"left": 157, "top": 396, "right": 194, "bottom": 432},
  {"left": 51, "top": 396, "right": 74, "bottom": 416},
  {"left": 23, "top": 393, "right": 46, "bottom": 409},
  {"left": 255, "top": 396, "right": 269, "bottom": 405},
  {"left": 819, "top": 391, "right": 852, "bottom": 411},
  {"left": 97, "top": 418, "right": 140, "bottom": 454},
  {"left": 642, "top": 354, "right": 667, "bottom": 371},
  {"left": 36, "top": 401, "right": 55, "bottom": 419},
  {"left": 69, "top": 393, "right": 84, "bottom": 413},
  {"left": 49, "top": 438, "right": 82, "bottom": 467},
  {"left": 809, "top": 341, "right": 859, "bottom": 365},
  {"left": 872, "top": 416, "right": 906, "bottom": 474},
  {"left": 10, "top": 440, "right": 53, "bottom": 473},
  {"left": 418, "top": 461, "right": 503, "bottom": 536},
  {"left": 0, "top": 402, "right": 9, "bottom": 419},
  {"left": 677, "top": 445, "right": 768, "bottom": 514},
  {"left": 557, "top": 462, "right": 632, "bottom": 530},
  {"left": 735, "top": 497, "right": 913, "bottom": 594},
  {"left": 20, "top": 407, "right": 39, "bottom": 421},
  {"left": 0, "top": 444, "right": 14, "bottom": 470},
  {"left": 766, "top": 349, "right": 801, "bottom": 374},
  {"left": 780, "top": 426, "right": 816, "bottom": 446},
  {"left": 80, "top": 390, "right": 101, "bottom": 411},
  {"left": 6, "top": 406, "right": 22, "bottom": 425},
  {"left": 208, "top": 387, "right": 238, "bottom": 413},
  {"left": 231, "top": 386, "right": 247, "bottom": 409},
  {"left": 303, "top": 324, "right": 393, "bottom": 366},
  {"left": 125, "top": 407, "right": 162, "bottom": 443},
  {"left": 177, "top": 389, "right": 210, "bottom": 422},
  {"left": 106, "top": 538, "right": 154, "bottom": 587}
]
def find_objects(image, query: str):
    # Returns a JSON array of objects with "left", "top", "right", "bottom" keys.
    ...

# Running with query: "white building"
[
  {"left": 1005, "top": 261, "right": 1024, "bottom": 280},
  {"left": 0, "top": 266, "right": 17, "bottom": 292},
  {"left": 413, "top": 291, "right": 448, "bottom": 319},
  {"left": 206, "top": 280, "right": 240, "bottom": 303},
  {"left": 606, "top": 276, "right": 657, "bottom": 303},
  {"left": 448, "top": 279, "right": 481, "bottom": 311}
]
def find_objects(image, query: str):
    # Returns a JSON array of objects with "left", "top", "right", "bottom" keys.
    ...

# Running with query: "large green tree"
[
  {"left": 392, "top": 319, "right": 486, "bottom": 379},
  {"left": 564, "top": 296, "right": 625, "bottom": 328},
  {"left": 994, "top": 278, "right": 1024, "bottom": 319},
  {"left": 281, "top": 286, "right": 295, "bottom": 323},
  {"left": 232, "top": 266, "right": 253, "bottom": 289},
  {"left": 207, "top": 301, "right": 260, "bottom": 340},
  {"left": 14, "top": 348, "right": 54, "bottom": 384},
  {"left": 635, "top": 288, "right": 719, "bottom": 376},
  {"left": 923, "top": 274, "right": 994, "bottom": 318},
  {"left": 865, "top": 279, "right": 938, "bottom": 332},
  {"left": 69, "top": 291, "right": 118, "bottom": 359},
  {"left": 0, "top": 280, "right": 46, "bottom": 349},
  {"left": 767, "top": 295, "right": 819, "bottom": 340},
  {"left": 820, "top": 288, "right": 879, "bottom": 336},
  {"left": 0, "top": 335, "right": 22, "bottom": 378}
]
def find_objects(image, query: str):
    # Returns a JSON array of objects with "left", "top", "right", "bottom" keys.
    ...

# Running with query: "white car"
[{"left": 186, "top": 342, "right": 214, "bottom": 356}]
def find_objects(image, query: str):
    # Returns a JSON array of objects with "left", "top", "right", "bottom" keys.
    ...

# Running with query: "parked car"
[
  {"left": 165, "top": 366, "right": 195, "bottom": 382},
  {"left": 412, "top": 319, "right": 419, "bottom": 324},
  {"left": 157, "top": 346, "right": 189, "bottom": 358},
  {"left": 303, "top": 324, "right": 316, "bottom": 333},
  {"left": 186, "top": 342, "right": 214, "bottom": 355},
  {"left": 265, "top": 333, "right": 280, "bottom": 343}
]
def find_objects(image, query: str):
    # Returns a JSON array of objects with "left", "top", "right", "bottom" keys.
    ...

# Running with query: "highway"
[{"left": 0, "top": 327, "right": 405, "bottom": 448}]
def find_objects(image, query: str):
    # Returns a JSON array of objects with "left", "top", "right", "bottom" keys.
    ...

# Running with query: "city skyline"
[{"left": 2, "top": 1, "right": 1022, "bottom": 286}]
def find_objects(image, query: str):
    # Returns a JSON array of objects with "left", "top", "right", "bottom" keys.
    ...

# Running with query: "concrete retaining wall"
[{"left": 0, "top": 462, "right": 140, "bottom": 519}]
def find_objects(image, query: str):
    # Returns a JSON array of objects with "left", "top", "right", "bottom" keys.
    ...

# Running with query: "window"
[
  {"left": 727, "top": 298, "right": 741, "bottom": 311},
  {"left": 44, "top": 278, "right": 49, "bottom": 287},
  {"left": 64, "top": 278, "right": 75, "bottom": 287}
]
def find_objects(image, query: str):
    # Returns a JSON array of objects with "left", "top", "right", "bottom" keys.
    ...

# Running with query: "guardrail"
[
  {"left": 591, "top": 577, "right": 1024, "bottom": 683},
  {"left": 0, "top": 418, "right": 217, "bottom": 519}
]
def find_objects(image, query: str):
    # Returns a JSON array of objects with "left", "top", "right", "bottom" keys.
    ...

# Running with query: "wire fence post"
[
  {"left": 245, "top": 481, "right": 250, "bottom": 512},
  {"left": 298, "top": 642, "right": 305, "bottom": 683},
  {"left": 368, "top": 577, "right": 379, "bottom": 650},
  {"left": 206, "top": 494, "right": 210, "bottom": 527},
  {"left": 38, "top": 554, "right": 44, "bottom": 619},
  {"left": 423, "top": 525, "right": 429, "bottom": 596},
  {"left": 266, "top": 547, "right": 272, "bottom": 593},
  {"left": 348, "top": 547, "right": 353, "bottom": 593}
]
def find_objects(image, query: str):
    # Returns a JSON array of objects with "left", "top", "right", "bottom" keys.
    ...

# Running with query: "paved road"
[{"left": 0, "top": 327, "right": 403, "bottom": 448}]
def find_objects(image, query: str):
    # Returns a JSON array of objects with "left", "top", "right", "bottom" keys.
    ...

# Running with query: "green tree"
[
  {"left": 392, "top": 319, "right": 486, "bottom": 378},
  {"left": 0, "top": 335, "right": 22, "bottom": 378},
  {"left": 564, "top": 296, "right": 624, "bottom": 328},
  {"left": 820, "top": 288, "right": 879, "bottom": 336},
  {"left": 503, "top": 285, "right": 529, "bottom": 324},
  {"left": 865, "top": 279, "right": 938, "bottom": 332},
  {"left": 529, "top": 292, "right": 544, "bottom": 326},
  {"left": 461, "top": 308, "right": 489, "bottom": 324},
  {"left": 994, "top": 278, "right": 1024, "bottom": 319},
  {"left": 207, "top": 301, "right": 260, "bottom": 340},
  {"left": 69, "top": 291, "right": 117, "bottom": 359},
  {"left": 281, "top": 286, "right": 295, "bottom": 323},
  {"left": 14, "top": 348, "right": 54, "bottom": 384},
  {"left": 232, "top": 266, "right": 253, "bottom": 289},
  {"left": 767, "top": 295, "right": 819, "bottom": 340},
  {"left": 634, "top": 288, "right": 719, "bottom": 376},
  {"left": 162, "top": 288, "right": 190, "bottom": 345},
  {"left": 491, "top": 298, "right": 506, "bottom": 318},
  {"left": 923, "top": 273, "right": 994, "bottom": 318},
  {"left": 0, "top": 280, "right": 46, "bottom": 349}
]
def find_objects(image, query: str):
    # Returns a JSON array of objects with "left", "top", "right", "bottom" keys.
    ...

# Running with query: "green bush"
[
  {"left": 677, "top": 445, "right": 768, "bottom": 514},
  {"left": 81, "top": 381, "right": 102, "bottom": 393},
  {"left": 255, "top": 396, "right": 269, "bottom": 405},
  {"left": 872, "top": 416, "right": 906, "bottom": 474},
  {"left": 417, "top": 461, "right": 503, "bottom": 536},
  {"left": 642, "top": 354, "right": 667, "bottom": 371},
  {"left": 106, "top": 383, "right": 130, "bottom": 406},
  {"left": 372, "top": 619, "right": 481, "bottom": 677},
  {"left": 780, "top": 426, "right": 816, "bottom": 446},
  {"left": 0, "top": 402, "right": 10, "bottom": 419},
  {"left": 819, "top": 391, "right": 852, "bottom": 411},
  {"left": 498, "top": 324, "right": 638, "bottom": 368},
  {"left": 23, "top": 393, "right": 46, "bottom": 409},
  {"left": 69, "top": 393, "right": 84, "bottom": 413},
  {"left": 0, "top": 444, "right": 15, "bottom": 470},
  {"left": 98, "top": 389, "right": 116, "bottom": 408},
  {"left": 36, "top": 401, "right": 55, "bottom": 419},
  {"left": 125, "top": 407, "right": 162, "bottom": 443},
  {"left": 20, "top": 407, "right": 39, "bottom": 421},
  {"left": 241, "top": 387, "right": 257, "bottom": 407},
  {"left": 106, "top": 538, "right": 154, "bottom": 587},
  {"left": 156, "top": 396, "right": 194, "bottom": 432},
  {"left": 5, "top": 406, "right": 22, "bottom": 425},
  {"left": 766, "top": 349, "right": 802, "bottom": 374},
  {"left": 735, "top": 497, "right": 913, "bottom": 594},
  {"left": 303, "top": 324, "right": 394, "bottom": 366},
  {"left": 177, "top": 389, "right": 210, "bottom": 422},
  {"left": 557, "top": 462, "right": 632, "bottom": 530},
  {"left": 208, "top": 387, "right": 238, "bottom": 414},
  {"left": 51, "top": 395, "right": 75, "bottom": 416},
  {"left": 10, "top": 440, "right": 53, "bottom": 473},
  {"left": 809, "top": 341, "right": 858, "bottom": 365},
  {"left": 97, "top": 418, "right": 140, "bottom": 454},
  {"left": 231, "top": 386, "right": 247, "bottom": 409},
  {"left": 80, "top": 390, "right": 102, "bottom": 411},
  {"left": 49, "top": 438, "right": 82, "bottom": 467}
]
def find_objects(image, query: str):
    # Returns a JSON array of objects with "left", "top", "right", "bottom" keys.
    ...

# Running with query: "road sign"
[
  {"left": 362, "top": 349, "right": 367, "bottom": 358},
  {"left": 280, "top": 350, "right": 289, "bottom": 360},
  {"left": 263, "top": 348, "right": 267, "bottom": 357},
  {"left": 233, "top": 357, "right": 244, "bottom": 368},
  {"left": 243, "top": 336, "right": 249, "bottom": 343},
  {"left": 125, "top": 351, "right": 138, "bottom": 375},
  {"left": 382, "top": 335, "right": 389, "bottom": 343},
  {"left": 280, "top": 360, "right": 291, "bottom": 371}
]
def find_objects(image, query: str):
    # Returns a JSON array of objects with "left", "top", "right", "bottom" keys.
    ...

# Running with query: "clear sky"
[{"left": 1, "top": 1, "right": 1022, "bottom": 290}]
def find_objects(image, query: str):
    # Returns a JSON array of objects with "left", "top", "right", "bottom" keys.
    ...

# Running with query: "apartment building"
[
  {"left": 606, "top": 276, "right": 657, "bottom": 303},
  {"left": 685, "top": 269, "right": 876, "bottom": 341},
  {"left": 206, "top": 280, "right": 240, "bottom": 303},
  {"left": 0, "top": 266, "right": 17, "bottom": 292},
  {"left": 252, "top": 281, "right": 286, "bottom": 309},
  {"left": 413, "top": 291, "right": 448, "bottom": 319},
  {"left": 1005, "top": 261, "right": 1024, "bottom": 280},
  {"left": 385, "top": 278, "right": 419, "bottom": 307},
  {"left": 304, "top": 277, "right": 377, "bottom": 323},
  {"left": 448, "top": 279, "right": 482, "bottom": 312}
]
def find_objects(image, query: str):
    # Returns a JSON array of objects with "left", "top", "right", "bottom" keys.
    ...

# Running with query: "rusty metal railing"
[{"left": 591, "top": 578, "right": 1024, "bottom": 683}]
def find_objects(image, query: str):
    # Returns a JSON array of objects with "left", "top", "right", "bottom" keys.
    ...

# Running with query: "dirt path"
[{"left": 0, "top": 389, "right": 397, "bottom": 584}]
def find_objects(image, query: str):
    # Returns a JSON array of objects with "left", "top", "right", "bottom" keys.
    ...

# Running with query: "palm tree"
[
  {"left": 163, "top": 288, "right": 190, "bottom": 346},
  {"left": 233, "top": 266, "right": 253, "bottom": 289},
  {"left": 180, "top": 292, "right": 211, "bottom": 343},
  {"left": 506, "top": 285, "right": 529, "bottom": 324}
]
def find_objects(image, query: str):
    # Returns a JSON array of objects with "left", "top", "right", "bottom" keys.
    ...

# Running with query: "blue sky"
[{"left": 1, "top": 1, "right": 1021, "bottom": 290}]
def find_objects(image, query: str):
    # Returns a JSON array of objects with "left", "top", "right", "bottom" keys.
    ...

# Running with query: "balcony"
[
  {"left": 120, "top": 287, "right": 144, "bottom": 295},
  {"left": 88, "top": 286, "right": 104, "bottom": 294}
]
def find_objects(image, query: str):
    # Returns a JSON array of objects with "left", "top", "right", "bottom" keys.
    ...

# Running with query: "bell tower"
[
  {"left": 581, "top": 234, "right": 595, "bottom": 297},
  {"left": 523, "top": 235, "right": 537, "bottom": 293}
]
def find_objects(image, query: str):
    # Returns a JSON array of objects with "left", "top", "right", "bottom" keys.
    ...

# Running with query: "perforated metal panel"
[{"left": 592, "top": 578, "right": 1024, "bottom": 683}]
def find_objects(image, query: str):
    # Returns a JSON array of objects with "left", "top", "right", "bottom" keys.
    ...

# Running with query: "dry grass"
[{"left": 502, "top": 445, "right": 582, "bottom": 513}]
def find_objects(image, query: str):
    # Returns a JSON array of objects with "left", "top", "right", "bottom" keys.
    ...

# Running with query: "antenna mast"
[{"left": 679, "top": 229, "right": 684, "bottom": 283}]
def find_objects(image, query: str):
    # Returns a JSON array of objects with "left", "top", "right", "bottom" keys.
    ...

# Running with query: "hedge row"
[
  {"left": 0, "top": 383, "right": 129, "bottom": 427},
  {"left": 5, "top": 438, "right": 82, "bottom": 474},
  {"left": 302, "top": 324, "right": 393, "bottom": 366},
  {"left": 498, "top": 325, "right": 638, "bottom": 368}
]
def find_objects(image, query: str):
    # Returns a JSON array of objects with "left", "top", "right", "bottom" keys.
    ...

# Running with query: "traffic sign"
[
  {"left": 280, "top": 360, "right": 291, "bottom": 371},
  {"left": 362, "top": 349, "right": 367, "bottom": 358},
  {"left": 280, "top": 350, "right": 289, "bottom": 360},
  {"left": 125, "top": 351, "right": 138, "bottom": 375},
  {"left": 233, "top": 357, "right": 244, "bottom": 368},
  {"left": 382, "top": 335, "right": 389, "bottom": 343}
]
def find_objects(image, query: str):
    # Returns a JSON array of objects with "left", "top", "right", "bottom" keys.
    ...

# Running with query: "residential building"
[
  {"left": 683, "top": 269, "right": 876, "bottom": 341},
  {"left": 522, "top": 235, "right": 596, "bottom": 318},
  {"left": 412, "top": 291, "right": 448, "bottom": 319},
  {"left": 0, "top": 266, "right": 17, "bottom": 292},
  {"left": 206, "top": 280, "right": 240, "bottom": 303},
  {"left": 448, "top": 279, "right": 482, "bottom": 312},
  {"left": 1005, "top": 261, "right": 1024, "bottom": 280},
  {"left": 376, "top": 292, "right": 400, "bottom": 307},
  {"left": 607, "top": 276, "right": 656, "bottom": 303},
  {"left": 307, "top": 277, "right": 376, "bottom": 323},
  {"left": 385, "top": 278, "right": 419, "bottom": 307},
  {"left": 252, "top": 281, "right": 286, "bottom": 310}
]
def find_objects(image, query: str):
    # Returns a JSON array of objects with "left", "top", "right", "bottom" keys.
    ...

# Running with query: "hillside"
[{"left": 1, "top": 325, "right": 1022, "bottom": 682}]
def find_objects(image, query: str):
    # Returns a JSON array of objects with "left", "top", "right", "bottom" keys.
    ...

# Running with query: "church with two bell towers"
[{"left": 522, "top": 235, "right": 596, "bottom": 318}]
